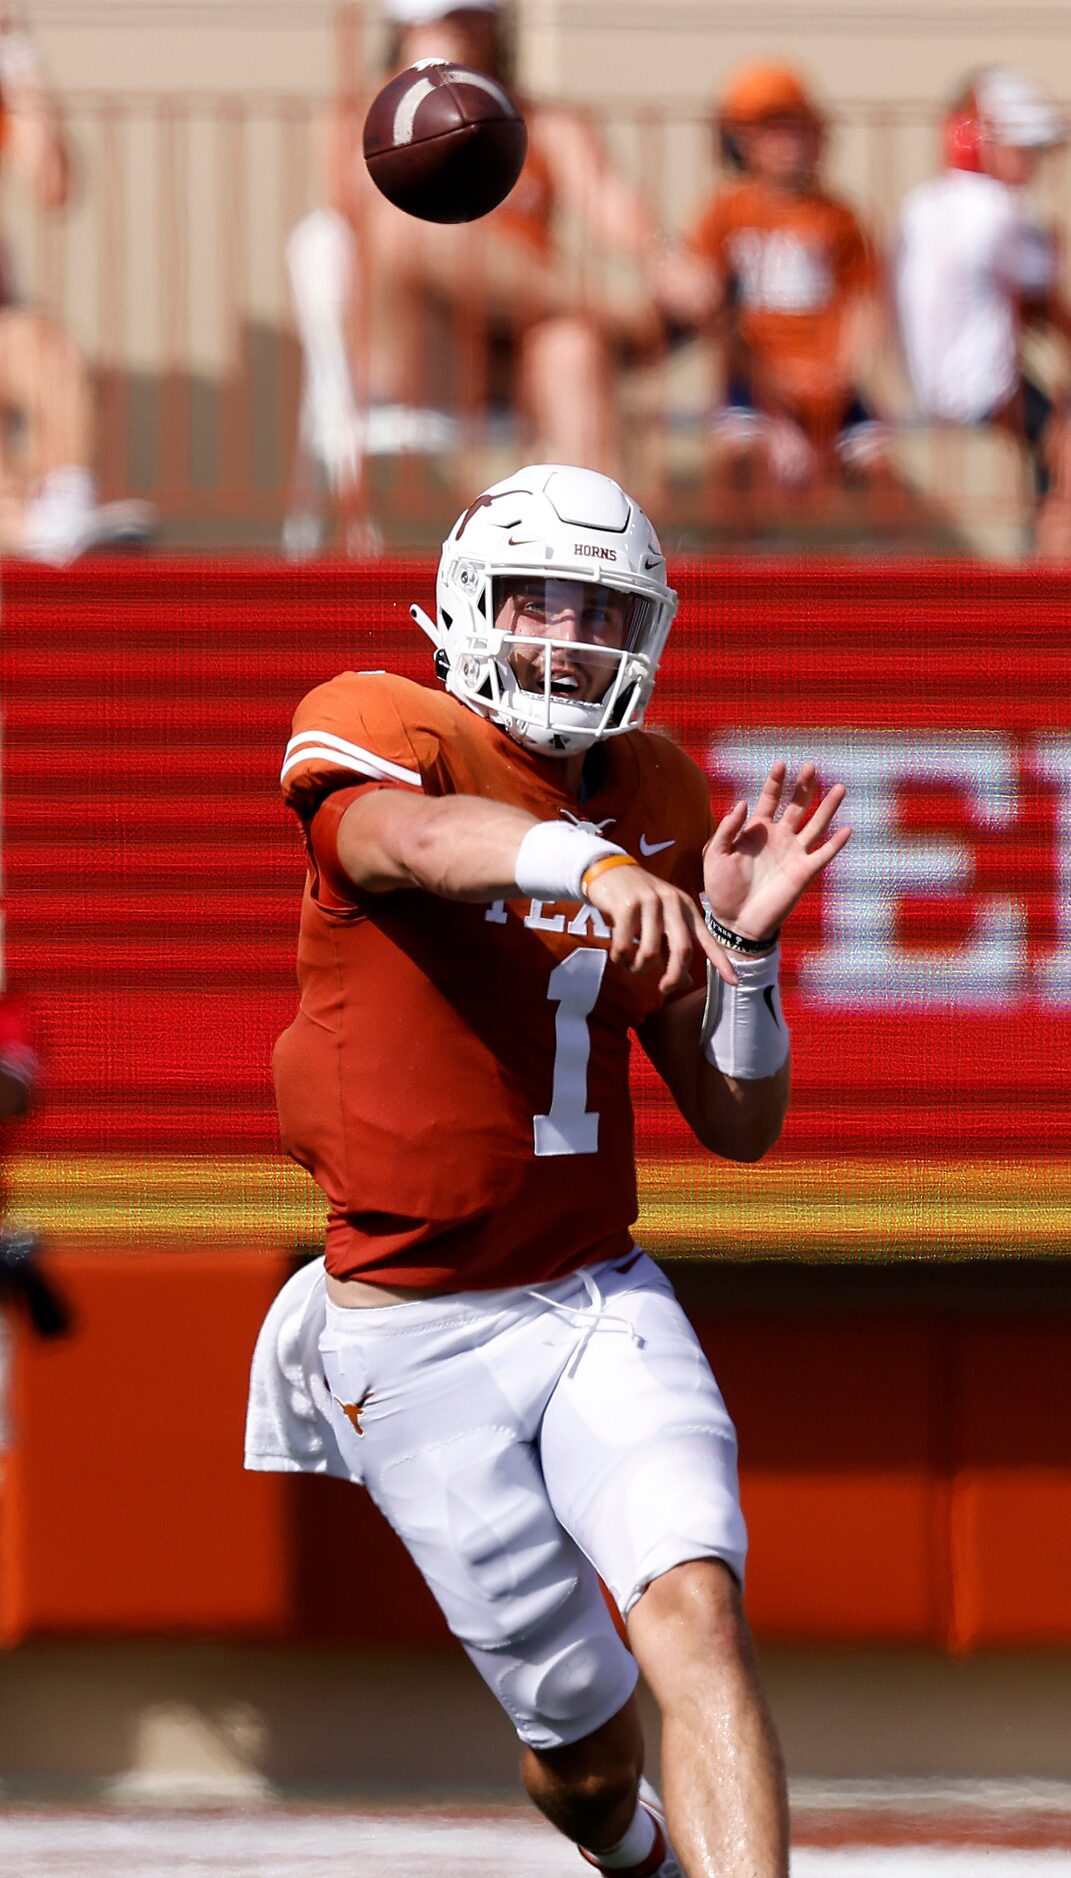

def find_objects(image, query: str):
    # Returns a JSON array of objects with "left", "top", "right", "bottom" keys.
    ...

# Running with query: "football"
[{"left": 363, "top": 58, "right": 527, "bottom": 224}]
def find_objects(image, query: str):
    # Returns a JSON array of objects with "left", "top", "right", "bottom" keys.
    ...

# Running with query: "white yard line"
[{"left": 0, "top": 1813, "right": 1069, "bottom": 1878}]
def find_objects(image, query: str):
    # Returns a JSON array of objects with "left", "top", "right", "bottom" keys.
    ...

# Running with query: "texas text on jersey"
[{"left": 276, "top": 668, "right": 713, "bottom": 1292}]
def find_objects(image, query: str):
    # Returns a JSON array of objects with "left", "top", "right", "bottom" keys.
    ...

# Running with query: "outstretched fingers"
[
  {"left": 799, "top": 782, "right": 848, "bottom": 850},
  {"left": 708, "top": 799, "right": 750, "bottom": 853},
  {"left": 713, "top": 766, "right": 825, "bottom": 847},
  {"left": 781, "top": 764, "right": 818, "bottom": 829},
  {"left": 806, "top": 820, "right": 853, "bottom": 872},
  {"left": 753, "top": 761, "right": 787, "bottom": 821}
]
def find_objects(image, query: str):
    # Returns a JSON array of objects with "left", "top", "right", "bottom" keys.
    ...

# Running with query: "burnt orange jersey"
[
  {"left": 275, "top": 673, "right": 714, "bottom": 1293},
  {"left": 690, "top": 179, "right": 876, "bottom": 420}
]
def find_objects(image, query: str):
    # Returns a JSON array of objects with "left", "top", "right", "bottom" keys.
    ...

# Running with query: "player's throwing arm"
[
  {"left": 336, "top": 788, "right": 721, "bottom": 996},
  {"left": 335, "top": 757, "right": 849, "bottom": 1015}
]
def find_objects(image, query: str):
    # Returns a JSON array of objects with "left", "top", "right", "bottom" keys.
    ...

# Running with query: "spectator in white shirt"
[{"left": 896, "top": 69, "right": 1071, "bottom": 556}]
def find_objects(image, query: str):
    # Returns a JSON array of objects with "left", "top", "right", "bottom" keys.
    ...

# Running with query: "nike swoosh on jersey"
[{"left": 639, "top": 835, "right": 676, "bottom": 855}]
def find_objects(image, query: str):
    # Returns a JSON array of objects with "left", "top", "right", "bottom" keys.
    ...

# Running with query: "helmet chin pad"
[
  {"left": 431, "top": 464, "right": 678, "bottom": 752},
  {"left": 444, "top": 645, "right": 637, "bottom": 756}
]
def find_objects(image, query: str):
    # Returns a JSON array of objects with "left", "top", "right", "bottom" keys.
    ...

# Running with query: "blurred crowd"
[
  {"left": 2, "top": 0, "right": 1071, "bottom": 557},
  {"left": 287, "top": 0, "right": 1071, "bottom": 558}
]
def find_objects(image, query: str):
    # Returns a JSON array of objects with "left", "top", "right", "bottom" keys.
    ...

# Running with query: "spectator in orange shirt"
[{"left": 686, "top": 64, "right": 889, "bottom": 495}]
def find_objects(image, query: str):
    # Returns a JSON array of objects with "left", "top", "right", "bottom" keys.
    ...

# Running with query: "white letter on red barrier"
[
  {"left": 1028, "top": 737, "right": 1071, "bottom": 1005},
  {"left": 711, "top": 734, "right": 1024, "bottom": 1009}
]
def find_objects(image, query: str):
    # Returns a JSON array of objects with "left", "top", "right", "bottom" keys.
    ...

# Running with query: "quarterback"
[{"left": 246, "top": 465, "right": 849, "bottom": 1878}]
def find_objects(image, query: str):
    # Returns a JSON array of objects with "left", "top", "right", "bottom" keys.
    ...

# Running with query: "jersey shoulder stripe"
[
  {"left": 280, "top": 728, "right": 421, "bottom": 788},
  {"left": 281, "top": 670, "right": 434, "bottom": 816}
]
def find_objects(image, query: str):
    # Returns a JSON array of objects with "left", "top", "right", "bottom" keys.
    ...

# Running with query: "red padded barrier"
[
  {"left": 946, "top": 1323, "right": 1071, "bottom": 1648},
  {"left": 6, "top": 557, "right": 1071, "bottom": 1256},
  {"left": 708, "top": 1317, "right": 948, "bottom": 1644}
]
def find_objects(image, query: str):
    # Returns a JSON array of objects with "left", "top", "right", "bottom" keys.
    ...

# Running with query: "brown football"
[{"left": 363, "top": 59, "right": 527, "bottom": 224}]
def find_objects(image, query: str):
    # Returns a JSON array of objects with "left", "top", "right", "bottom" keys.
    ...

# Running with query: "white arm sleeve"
[{"left": 701, "top": 946, "right": 790, "bottom": 1080}]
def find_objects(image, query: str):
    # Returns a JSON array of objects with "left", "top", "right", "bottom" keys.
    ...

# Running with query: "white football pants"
[{"left": 319, "top": 1249, "right": 747, "bottom": 1750}]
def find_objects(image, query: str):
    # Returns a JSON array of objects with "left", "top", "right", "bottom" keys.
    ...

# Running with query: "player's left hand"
[{"left": 703, "top": 761, "right": 850, "bottom": 944}]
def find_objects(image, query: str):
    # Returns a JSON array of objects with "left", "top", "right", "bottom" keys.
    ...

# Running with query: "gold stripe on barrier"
[
  {"left": 5, "top": 1155, "right": 1071, "bottom": 1258},
  {"left": 6, "top": 1155, "right": 326, "bottom": 1244},
  {"left": 639, "top": 1159, "right": 1071, "bottom": 1257}
]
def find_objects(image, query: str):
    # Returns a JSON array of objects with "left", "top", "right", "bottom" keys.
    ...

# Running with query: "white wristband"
[
  {"left": 514, "top": 821, "right": 626, "bottom": 903},
  {"left": 701, "top": 944, "right": 789, "bottom": 1080}
]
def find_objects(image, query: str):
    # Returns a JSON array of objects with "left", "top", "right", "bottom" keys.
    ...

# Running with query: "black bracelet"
[{"left": 704, "top": 909, "right": 780, "bottom": 955}]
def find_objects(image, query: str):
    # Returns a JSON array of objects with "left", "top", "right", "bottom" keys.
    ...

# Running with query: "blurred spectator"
[
  {"left": 0, "top": 993, "right": 70, "bottom": 1459},
  {"left": 683, "top": 64, "right": 889, "bottom": 499},
  {"left": 896, "top": 69, "right": 1071, "bottom": 557},
  {"left": 0, "top": 990, "right": 36, "bottom": 1124},
  {"left": 286, "top": 0, "right": 695, "bottom": 552},
  {"left": 0, "top": 5, "right": 155, "bottom": 564}
]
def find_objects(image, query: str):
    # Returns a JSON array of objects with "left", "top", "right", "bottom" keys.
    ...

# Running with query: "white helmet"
[
  {"left": 975, "top": 68, "right": 1066, "bottom": 150},
  {"left": 412, "top": 463, "right": 678, "bottom": 757}
]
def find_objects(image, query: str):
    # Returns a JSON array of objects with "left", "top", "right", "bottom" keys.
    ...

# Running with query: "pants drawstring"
[{"left": 528, "top": 1268, "right": 646, "bottom": 1377}]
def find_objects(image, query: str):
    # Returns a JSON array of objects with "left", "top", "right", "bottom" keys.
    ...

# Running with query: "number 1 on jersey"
[{"left": 534, "top": 946, "right": 607, "bottom": 1157}]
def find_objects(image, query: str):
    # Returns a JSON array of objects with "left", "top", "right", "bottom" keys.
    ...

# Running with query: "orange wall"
[{"left": 2, "top": 1251, "right": 1069, "bottom": 1651}]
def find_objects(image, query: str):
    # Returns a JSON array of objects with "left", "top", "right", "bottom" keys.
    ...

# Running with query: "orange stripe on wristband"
[{"left": 581, "top": 853, "right": 640, "bottom": 897}]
